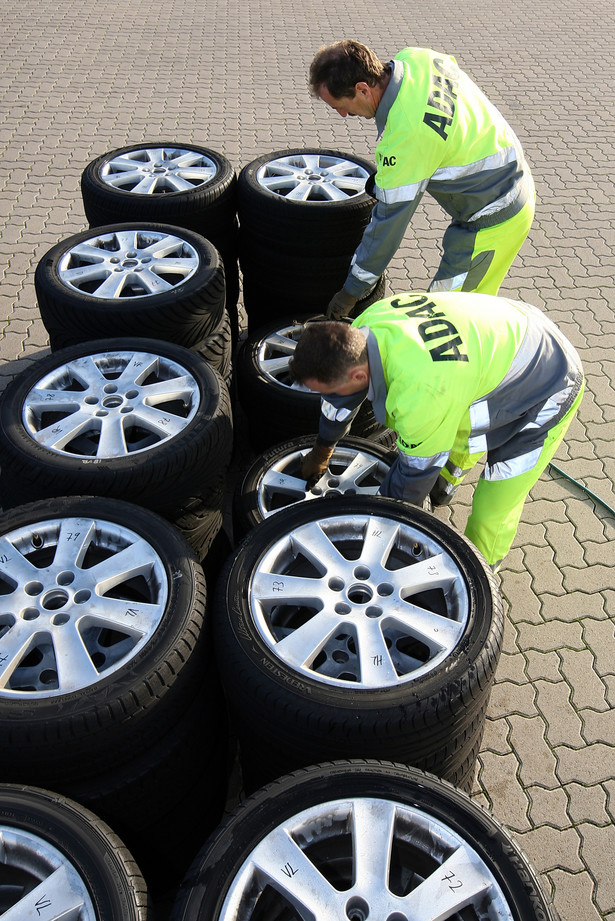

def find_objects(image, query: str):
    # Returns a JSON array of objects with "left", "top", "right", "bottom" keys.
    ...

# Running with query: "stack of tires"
[
  {"left": 80, "top": 143, "right": 241, "bottom": 342},
  {"left": 0, "top": 495, "right": 229, "bottom": 898},
  {"left": 213, "top": 494, "right": 503, "bottom": 795},
  {"left": 237, "top": 147, "right": 382, "bottom": 326},
  {"left": 233, "top": 147, "right": 392, "bottom": 450}
]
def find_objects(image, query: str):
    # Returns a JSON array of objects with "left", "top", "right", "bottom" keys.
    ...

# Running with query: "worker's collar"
[{"left": 375, "top": 60, "right": 404, "bottom": 139}]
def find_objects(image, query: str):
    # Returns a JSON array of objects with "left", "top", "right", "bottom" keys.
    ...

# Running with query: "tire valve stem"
[{"left": 31, "top": 533, "right": 44, "bottom": 549}]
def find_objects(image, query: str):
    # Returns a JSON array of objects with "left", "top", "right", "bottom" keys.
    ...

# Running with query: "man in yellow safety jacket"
[
  {"left": 309, "top": 41, "right": 536, "bottom": 318},
  {"left": 289, "top": 292, "right": 584, "bottom": 572}
]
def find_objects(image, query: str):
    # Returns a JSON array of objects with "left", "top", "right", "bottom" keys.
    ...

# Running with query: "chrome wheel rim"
[
  {"left": 254, "top": 444, "right": 391, "bottom": 516},
  {"left": 256, "top": 153, "right": 370, "bottom": 202},
  {"left": 220, "top": 797, "right": 512, "bottom": 920},
  {"left": 250, "top": 511, "right": 470, "bottom": 688},
  {"left": 0, "top": 826, "right": 97, "bottom": 918},
  {"left": 57, "top": 228, "right": 199, "bottom": 299},
  {"left": 99, "top": 146, "right": 218, "bottom": 194},
  {"left": 256, "top": 322, "right": 314, "bottom": 391},
  {"left": 0, "top": 514, "right": 168, "bottom": 698},
  {"left": 22, "top": 348, "right": 200, "bottom": 458}
]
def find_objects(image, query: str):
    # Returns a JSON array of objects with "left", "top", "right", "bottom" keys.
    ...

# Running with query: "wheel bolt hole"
[
  {"left": 346, "top": 897, "right": 370, "bottom": 921},
  {"left": 22, "top": 608, "right": 40, "bottom": 620},
  {"left": 328, "top": 577, "right": 345, "bottom": 592},
  {"left": 354, "top": 566, "right": 371, "bottom": 580},
  {"left": 377, "top": 582, "right": 394, "bottom": 597},
  {"left": 25, "top": 581, "right": 43, "bottom": 597},
  {"left": 51, "top": 613, "right": 70, "bottom": 626},
  {"left": 56, "top": 571, "right": 75, "bottom": 587},
  {"left": 334, "top": 603, "right": 351, "bottom": 616},
  {"left": 74, "top": 590, "right": 91, "bottom": 604},
  {"left": 365, "top": 606, "right": 382, "bottom": 618}
]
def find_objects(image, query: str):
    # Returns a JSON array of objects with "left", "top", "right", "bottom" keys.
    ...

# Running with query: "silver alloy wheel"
[
  {"left": 0, "top": 825, "right": 97, "bottom": 919},
  {"left": 57, "top": 228, "right": 200, "bottom": 299},
  {"left": 256, "top": 153, "right": 370, "bottom": 202},
  {"left": 22, "top": 349, "right": 200, "bottom": 458},
  {"left": 254, "top": 444, "right": 391, "bottom": 515},
  {"left": 255, "top": 322, "right": 312, "bottom": 390},
  {"left": 0, "top": 515, "right": 168, "bottom": 698},
  {"left": 219, "top": 797, "right": 511, "bottom": 920},
  {"left": 99, "top": 146, "right": 219, "bottom": 194},
  {"left": 250, "top": 511, "right": 469, "bottom": 687}
]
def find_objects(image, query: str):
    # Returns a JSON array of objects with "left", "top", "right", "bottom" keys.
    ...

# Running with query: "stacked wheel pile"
[{"left": 0, "top": 142, "right": 560, "bottom": 921}]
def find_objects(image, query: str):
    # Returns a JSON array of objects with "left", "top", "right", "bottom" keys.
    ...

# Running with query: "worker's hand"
[
  {"left": 326, "top": 288, "right": 358, "bottom": 320},
  {"left": 301, "top": 441, "right": 335, "bottom": 486}
]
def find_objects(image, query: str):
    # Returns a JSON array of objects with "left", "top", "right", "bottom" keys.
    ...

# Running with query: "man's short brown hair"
[
  {"left": 309, "top": 40, "right": 388, "bottom": 100},
  {"left": 290, "top": 321, "right": 368, "bottom": 385}
]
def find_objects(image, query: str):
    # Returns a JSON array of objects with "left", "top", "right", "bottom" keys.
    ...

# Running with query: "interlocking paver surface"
[{"left": 1, "top": 1, "right": 614, "bottom": 918}]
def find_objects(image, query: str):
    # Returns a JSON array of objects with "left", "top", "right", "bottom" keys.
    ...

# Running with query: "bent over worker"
[
  {"left": 309, "top": 41, "right": 536, "bottom": 318},
  {"left": 290, "top": 292, "right": 584, "bottom": 571}
]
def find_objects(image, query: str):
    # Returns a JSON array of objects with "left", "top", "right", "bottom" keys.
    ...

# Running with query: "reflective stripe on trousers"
[
  {"left": 429, "top": 179, "right": 536, "bottom": 296},
  {"left": 464, "top": 384, "right": 584, "bottom": 566}
]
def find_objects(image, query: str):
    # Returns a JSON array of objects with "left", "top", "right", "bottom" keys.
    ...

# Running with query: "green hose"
[{"left": 548, "top": 462, "right": 615, "bottom": 517}]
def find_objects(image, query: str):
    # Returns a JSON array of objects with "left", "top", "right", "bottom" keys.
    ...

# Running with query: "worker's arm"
[
  {"left": 300, "top": 389, "right": 369, "bottom": 484},
  {"left": 343, "top": 191, "right": 426, "bottom": 299},
  {"left": 379, "top": 446, "right": 451, "bottom": 505}
]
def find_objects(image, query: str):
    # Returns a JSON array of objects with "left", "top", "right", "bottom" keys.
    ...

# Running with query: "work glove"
[
  {"left": 301, "top": 440, "right": 335, "bottom": 486},
  {"left": 326, "top": 288, "right": 358, "bottom": 320}
]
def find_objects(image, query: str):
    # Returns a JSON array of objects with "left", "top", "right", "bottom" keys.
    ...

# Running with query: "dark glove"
[
  {"left": 301, "top": 441, "right": 335, "bottom": 486},
  {"left": 326, "top": 288, "right": 358, "bottom": 320}
]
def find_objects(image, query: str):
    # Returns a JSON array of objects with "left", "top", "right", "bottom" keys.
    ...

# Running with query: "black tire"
[
  {"left": 213, "top": 496, "right": 503, "bottom": 790},
  {"left": 191, "top": 305, "right": 233, "bottom": 389},
  {"left": 81, "top": 142, "right": 237, "bottom": 239},
  {"left": 60, "top": 675, "right": 230, "bottom": 894},
  {"left": 0, "top": 337, "right": 233, "bottom": 513},
  {"left": 237, "top": 148, "right": 376, "bottom": 256},
  {"left": 35, "top": 223, "right": 226, "bottom": 351},
  {"left": 232, "top": 434, "right": 398, "bottom": 539},
  {"left": 241, "top": 259, "right": 387, "bottom": 327},
  {"left": 170, "top": 761, "right": 559, "bottom": 921},
  {"left": 235, "top": 314, "right": 390, "bottom": 451},
  {"left": 0, "top": 496, "right": 209, "bottom": 783},
  {"left": 0, "top": 783, "right": 150, "bottom": 920}
]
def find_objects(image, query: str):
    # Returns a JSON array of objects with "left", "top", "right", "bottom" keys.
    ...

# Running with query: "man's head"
[
  {"left": 290, "top": 321, "right": 369, "bottom": 395},
  {"left": 309, "top": 40, "right": 390, "bottom": 119}
]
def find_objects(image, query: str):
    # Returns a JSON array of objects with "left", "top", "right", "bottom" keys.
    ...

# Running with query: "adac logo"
[
  {"left": 377, "top": 152, "right": 397, "bottom": 167},
  {"left": 398, "top": 436, "right": 421, "bottom": 450}
]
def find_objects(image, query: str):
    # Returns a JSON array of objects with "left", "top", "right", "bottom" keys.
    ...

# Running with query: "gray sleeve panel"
[
  {"left": 378, "top": 450, "right": 444, "bottom": 505},
  {"left": 344, "top": 196, "right": 422, "bottom": 298},
  {"left": 317, "top": 390, "right": 368, "bottom": 443}
]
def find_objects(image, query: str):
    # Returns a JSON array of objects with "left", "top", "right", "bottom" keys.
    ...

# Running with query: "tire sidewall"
[
  {"left": 0, "top": 783, "right": 148, "bottom": 920},
  {"left": 0, "top": 496, "right": 207, "bottom": 748},
  {"left": 171, "top": 761, "right": 555, "bottom": 921},
  {"left": 0, "top": 338, "right": 232, "bottom": 508},
  {"left": 216, "top": 496, "right": 499, "bottom": 714}
]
